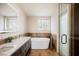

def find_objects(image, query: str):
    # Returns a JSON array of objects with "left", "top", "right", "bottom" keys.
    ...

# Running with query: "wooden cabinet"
[
  {"left": 11, "top": 39, "right": 31, "bottom": 56},
  {"left": 71, "top": 3, "right": 79, "bottom": 56}
]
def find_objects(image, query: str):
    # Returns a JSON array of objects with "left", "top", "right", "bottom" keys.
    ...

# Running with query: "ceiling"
[{"left": 18, "top": 3, "right": 58, "bottom": 16}]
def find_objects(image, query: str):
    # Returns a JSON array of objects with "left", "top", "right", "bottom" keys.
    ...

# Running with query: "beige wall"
[
  {"left": 27, "top": 16, "right": 51, "bottom": 33},
  {"left": 51, "top": 16, "right": 58, "bottom": 34},
  {"left": 50, "top": 4, "right": 59, "bottom": 53}
]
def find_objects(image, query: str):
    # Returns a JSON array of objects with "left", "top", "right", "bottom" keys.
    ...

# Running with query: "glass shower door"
[{"left": 59, "top": 4, "right": 71, "bottom": 56}]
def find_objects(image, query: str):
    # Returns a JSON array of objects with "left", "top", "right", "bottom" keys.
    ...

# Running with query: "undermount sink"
[{"left": 0, "top": 44, "right": 16, "bottom": 54}]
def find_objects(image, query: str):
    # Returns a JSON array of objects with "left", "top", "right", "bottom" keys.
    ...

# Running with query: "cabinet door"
[
  {"left": 12, "top": 49, "right": 22, "bottom": 56},
  {"left": 12, "top": 40, "right": 31, "bottom": 56},
  {"left": 73, "top": 4, "right": 79, "bottom": 56}
]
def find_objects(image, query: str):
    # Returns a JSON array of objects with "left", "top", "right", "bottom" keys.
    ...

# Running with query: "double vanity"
[{"left": 0, "top": 37, "right": 31, "bottom": 56}]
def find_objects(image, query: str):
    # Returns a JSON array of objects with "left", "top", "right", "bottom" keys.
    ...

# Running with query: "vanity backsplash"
[{"left": 0, "top": 32, "right": 21, "bottom": 45}]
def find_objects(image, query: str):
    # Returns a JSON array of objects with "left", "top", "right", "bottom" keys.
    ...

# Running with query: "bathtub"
[{"left": 31, "top": 37, "right": 50, "bottom": 49}]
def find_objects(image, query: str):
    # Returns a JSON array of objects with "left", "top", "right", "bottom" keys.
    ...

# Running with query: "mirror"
[{"left": 0, "top": 3, "right": 17, "bottom": 33}]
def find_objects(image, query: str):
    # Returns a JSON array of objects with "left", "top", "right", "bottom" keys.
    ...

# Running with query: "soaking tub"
[{"left": 31, "top": 37, "right": 50, "bottom": 49}]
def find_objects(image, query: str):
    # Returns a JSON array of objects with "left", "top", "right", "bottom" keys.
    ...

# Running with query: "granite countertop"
[{"left": 0, "top": 37, "right": 31, "bottom": 56}]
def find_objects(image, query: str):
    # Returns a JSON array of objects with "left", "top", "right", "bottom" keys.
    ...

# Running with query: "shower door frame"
[{"left": 58, "top": 3, "right": 72, "bottom": 56}]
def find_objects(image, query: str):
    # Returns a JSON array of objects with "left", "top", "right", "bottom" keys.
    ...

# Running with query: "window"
[
  {"left": 38, "top": 16, "right": 50, "bottom": 32},
  {"left": 0, "top": 16, "right": 17, "bottom": 32},
  {"left": 5, "top": 17, "right": 17, "bottom": 32}
]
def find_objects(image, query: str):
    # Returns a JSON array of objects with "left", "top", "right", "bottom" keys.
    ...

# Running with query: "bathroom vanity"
[
  {"left": 0, "top": 37, "right": 31, "bottom": 56},
  {"left": 12, "top": 38, "right": 31, "bottom": 56}
]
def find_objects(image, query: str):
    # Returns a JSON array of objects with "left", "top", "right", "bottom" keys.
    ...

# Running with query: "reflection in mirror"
[{"left": 0, "top": 3, "right": 17, "bottom": 33}]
